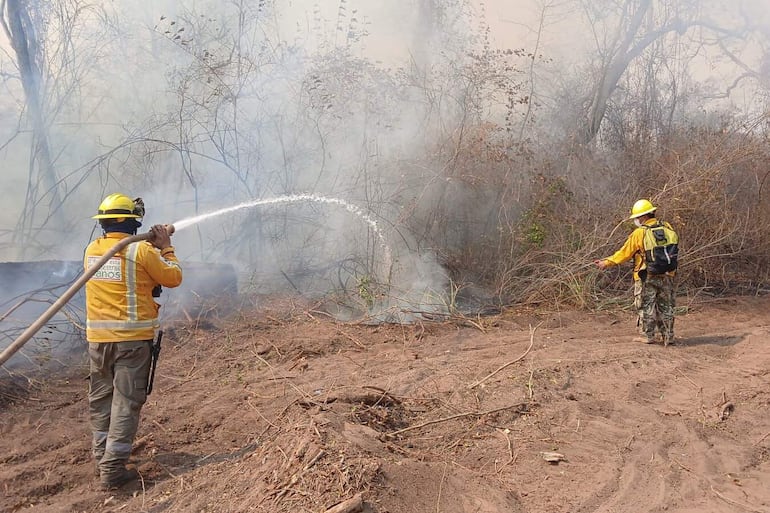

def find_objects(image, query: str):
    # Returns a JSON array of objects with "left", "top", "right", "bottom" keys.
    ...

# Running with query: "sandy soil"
[{"left": 2, "top": 294, "right": 770, "bottom": 513}]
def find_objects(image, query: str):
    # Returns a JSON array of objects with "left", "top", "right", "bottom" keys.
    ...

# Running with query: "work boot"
[
  {"left": 632, "top": 336, "right": 656, "bottom": 345},
  {"left": 100, "top": 467, "right": 139, "bottom": 490}
]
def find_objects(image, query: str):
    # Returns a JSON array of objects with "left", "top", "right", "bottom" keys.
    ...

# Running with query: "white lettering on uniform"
[{"left": 88, "top": 256, "right": 122, "bottom": 281}]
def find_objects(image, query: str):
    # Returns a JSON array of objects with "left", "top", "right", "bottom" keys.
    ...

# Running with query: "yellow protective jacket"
[
  {"left": 604, "top": 218, "right": 676, "bottom": 281},
  {"left": 84, "top": 233, "right": 182, "bottom": 342}
]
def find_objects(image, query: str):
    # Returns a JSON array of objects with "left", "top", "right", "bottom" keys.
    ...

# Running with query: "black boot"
[{"left": 100, "top": 467, "right": 139, "bottom": 490}]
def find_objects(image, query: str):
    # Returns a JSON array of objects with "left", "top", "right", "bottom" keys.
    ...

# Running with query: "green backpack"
[{"left": 642, "top": 221, "right": 679, "bottom": 274}]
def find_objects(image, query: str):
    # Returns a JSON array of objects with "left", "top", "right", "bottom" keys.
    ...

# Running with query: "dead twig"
[
  {"left": 715, "top": 392, "right": 733, "bottom": 420},
  {"left": 672, "top": 458, "right": 694, "bottom": 473},
  {"left": 132, "top": 434, "right": 152, "bottom": 452},
  {"left": 246, "top": 398, "right": 280, "bottom": 430},
  {"left": 719, "top": 401, "right": 734, "bottom": 421},
  {"left": 710, "top": 485, "right": 765, "bottom": 513},
  {"left": 496, "top": 429, "right": 515, "bottom": 473},
  {"left": 333, "top": 326, "right": 366, "bottom": 349},
  {"left": 385, "top": 402, "right": 531, "bottom": 438},
  {"left": 675, "top": 367, "right": 701, "bottom": 390},
  {"left": 323, "top": 493, "right": 363, "bottom": 513},
  {"left": 526, "top": 368, "right": 535, "bottom": 400},
  {"left": 304, "top": 448, "right": 325, "bottom": 469},
  {"left": 361, "top": 385, "right": 402, "bottom": 404},
  {"left": 468, "top": 325, "right": 536, "bottom": 389},
  {"left": 436, "top": 462, "right": 448, "bottom": 513},
  {"left": 180, "top": 306, "right": 194, "bottom": 323},
  {"left": 271, "top": 447, "right": 326, "bottom": 502},
  {"left": 450, "top": 314, "right": 485, "bottom": 333}
]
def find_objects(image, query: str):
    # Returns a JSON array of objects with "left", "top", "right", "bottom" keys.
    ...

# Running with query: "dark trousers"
[{"left": 88, "top": 340, "right": 151, "bottom": 475}]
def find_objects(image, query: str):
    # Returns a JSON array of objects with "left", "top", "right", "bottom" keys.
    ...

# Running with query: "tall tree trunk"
[
  {"left": 2, "top": 0, "right": 60, "bottom": 248},
  {"left": 581, "top": 0, "right": 652, "bottom": 145}
]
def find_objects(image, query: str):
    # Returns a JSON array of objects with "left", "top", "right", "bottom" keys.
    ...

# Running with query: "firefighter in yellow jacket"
[
  {"left": 85, "top": 193, "right": 182, "bottom": 489},
  {"left": 594, "top": 199, "right": 677, "bottom": 346}
]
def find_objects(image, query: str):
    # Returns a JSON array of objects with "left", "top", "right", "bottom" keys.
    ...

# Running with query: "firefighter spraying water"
[
  {"left": 83, "top": 194, "right": 183, "bottom": 489},
  {"left": 0, "top": 193, "right": 180, "bottom": 490}
]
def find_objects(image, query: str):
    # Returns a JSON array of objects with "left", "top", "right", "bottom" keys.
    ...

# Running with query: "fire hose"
[{"left": 0, "top": 225, "right": 174, "bottom": 367}]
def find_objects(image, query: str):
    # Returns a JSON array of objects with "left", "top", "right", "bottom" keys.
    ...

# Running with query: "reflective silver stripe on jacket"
[
  {"left": 87, "top": 319, "right": 159, "bottom": 329},
  {"left": 125, "top": 242, "right": 139, "bottom": 321}
]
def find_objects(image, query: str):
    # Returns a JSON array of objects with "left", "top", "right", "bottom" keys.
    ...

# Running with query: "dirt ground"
[{"left": 2, "top": 294, "right": 770, "bottom": 513}]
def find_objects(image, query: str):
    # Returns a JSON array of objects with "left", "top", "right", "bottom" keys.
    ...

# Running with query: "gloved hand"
[
  {"left": 149, "top": 224, "right": 172, "bottom": 250},
  {"left": 133, "top": 197, "right": 146, "bottom": 218}
]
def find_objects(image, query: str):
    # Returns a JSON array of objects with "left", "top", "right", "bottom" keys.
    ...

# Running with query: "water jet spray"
[{"left": 170, "top": 194, "right": 393, "bottom": 274}]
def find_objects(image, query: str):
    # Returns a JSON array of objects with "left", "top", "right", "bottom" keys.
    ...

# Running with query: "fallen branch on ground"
[
  {"left": 324, "top": 493, "right": 363, "bottom": 513},
  {"left": 710, "top": 485, "right": 765, "bottom": 513},
  {"left": 468, "top": 325, "right": 536, "bottom": 389},
  {"left": 361, "top": 385, "right": 403, "bottom": 404},
  {"left": 384, "top": 402, "right": 532, "bottom": 438}
]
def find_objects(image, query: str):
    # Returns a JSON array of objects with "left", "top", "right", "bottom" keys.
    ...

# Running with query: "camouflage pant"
[
  {"left": 633, "top": 274, "right": 676, "bottom": 342},
  {"left": 88, "top": 340, "right": 151, "bottom": 476}
]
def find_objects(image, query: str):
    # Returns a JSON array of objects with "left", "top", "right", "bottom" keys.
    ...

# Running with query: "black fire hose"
[{"left": 0, "top": 226, "right": 174, "bottom": 367}]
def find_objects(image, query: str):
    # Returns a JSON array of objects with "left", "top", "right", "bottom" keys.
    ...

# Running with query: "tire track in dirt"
[{"left": 542, "top": 320, "right": 770, "bottom": 513}]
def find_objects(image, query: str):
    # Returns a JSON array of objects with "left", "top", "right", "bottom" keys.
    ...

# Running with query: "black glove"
[
  {"left": 152, "top": 285, "right": 163, "bottom": 297},
  {"left": 133, "top": 197, "right": 146, "bottom": 218}
]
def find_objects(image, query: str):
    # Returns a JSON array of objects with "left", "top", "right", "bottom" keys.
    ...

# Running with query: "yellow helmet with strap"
[
  {"left": 629, "top": 199, "right": 656, "bottom": 219},
  {"left": 93, "top": 193, "right": 143, "bottom": 219}
]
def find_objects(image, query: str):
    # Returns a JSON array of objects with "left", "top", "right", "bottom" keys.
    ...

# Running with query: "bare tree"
[
  {"left": 576, "top": 0, "right": 762, "bottom": 146},
  {"left": 1, "top": 0, "right": 60, "bottom": 240},
  {"left": 0, "top": 0, "right": 117, "bottom": 256}
]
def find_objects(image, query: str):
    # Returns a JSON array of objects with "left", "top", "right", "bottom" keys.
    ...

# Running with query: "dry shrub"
[
  {"left": 405, "top": 121, "right": 770, "bottom": 310},
  {"left": 491, "top": 173, "right": 593, "bottom": 306}
]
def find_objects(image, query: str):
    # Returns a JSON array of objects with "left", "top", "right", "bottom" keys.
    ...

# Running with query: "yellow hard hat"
[
  {"left": 629, "top": 199, "right": 656, "bottom": 219},
  {"left": 93, "top": 193, "right": 142, "bottom": 219}
]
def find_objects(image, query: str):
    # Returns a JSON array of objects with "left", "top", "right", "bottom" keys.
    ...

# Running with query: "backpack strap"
[{"left": 644, "top": 220, "right": 664, "bottom": 229}]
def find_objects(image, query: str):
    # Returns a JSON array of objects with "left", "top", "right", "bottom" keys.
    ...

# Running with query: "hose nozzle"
[{"left": 165, "top": 224, "right": 175, "bottom": 236}]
